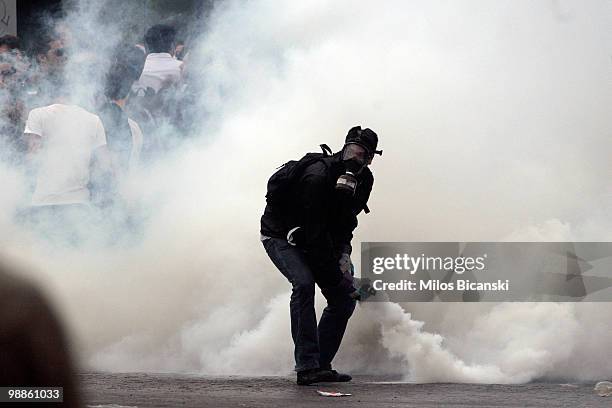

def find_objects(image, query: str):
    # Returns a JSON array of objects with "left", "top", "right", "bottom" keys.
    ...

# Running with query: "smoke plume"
[{"left": 0, "top": 0, "right": 610, "bottom": 383}]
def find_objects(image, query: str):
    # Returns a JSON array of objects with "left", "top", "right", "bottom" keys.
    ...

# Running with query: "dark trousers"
[{"left": 263, "top": 237, "right": 356, "bottom": 372}]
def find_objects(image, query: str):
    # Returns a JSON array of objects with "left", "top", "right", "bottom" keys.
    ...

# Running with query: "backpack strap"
[{"left": 320, "top": 144, "right": 332, "bottom": 156}]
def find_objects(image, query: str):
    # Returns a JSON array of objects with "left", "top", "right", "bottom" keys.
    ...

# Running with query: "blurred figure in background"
[
  {"left": 0, "top": 34, "right": 21, "bottom": 56},
  {"left": 21, "top": 74, "right": 112, "bottom": 244},
  {"left": 134, "top": 24, "right": 182, "bottom": 95},
  {"left": 32, "top": 31, "right": 66, "bottom": 82},
  {"left": 95, "top": 45, "right": 147, "bottom": 241},
  {"left": 0, "top": 35, "right": 29, "bottom": 164},
  {"left": 29, "top": 29, "right": 68, "bottom": 106},
  {"left": 128, "top": 24, "right": 185, "bottom": 161},
  {"left": 0, "top": 261, "right": 81, "bottom": 407},
  {"left": 99, "top": 45, "right": 146, "bottom": 174}
]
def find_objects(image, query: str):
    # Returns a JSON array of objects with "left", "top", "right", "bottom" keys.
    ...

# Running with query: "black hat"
[{"left": 345, "top": 126, "right": 382, "bottom": 156}]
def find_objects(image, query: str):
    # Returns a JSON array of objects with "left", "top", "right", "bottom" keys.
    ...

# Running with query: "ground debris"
[{"left": 316, "top": 390, "right": 352, "bottom": 397}]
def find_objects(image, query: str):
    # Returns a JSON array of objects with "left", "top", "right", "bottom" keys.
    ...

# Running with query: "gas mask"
[
  {"left": 335, "top": 128, "right": 382, "bottom": 195},
  {"left": 335, "top": 155, "right": 367, "bottom": 195},
  {"left": 336, "top": 163, "right": 363, "bottom": 194}
]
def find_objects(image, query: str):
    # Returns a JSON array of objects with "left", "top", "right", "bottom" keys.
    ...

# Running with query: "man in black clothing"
[
  {"left": 91, "top": 46, "right": 146, "bottom": 237},
  {"left": 99, "top": 45, "right": 146, "bottom": 172},
  {"left": 261, "top": 126, "right": 381, "bottom": 385}
]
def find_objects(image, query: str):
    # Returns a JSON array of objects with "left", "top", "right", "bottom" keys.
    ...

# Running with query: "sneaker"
[
  {"left": 326, "top": 369, "right": 352, "bottom": 382},
  {"left": 296, "top": 368, "right": 333, "bottom": 385}
]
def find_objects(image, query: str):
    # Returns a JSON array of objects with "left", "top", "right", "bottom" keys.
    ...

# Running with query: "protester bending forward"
[{"left": 261, "top": 126, "right": 381, "bottom": 385}]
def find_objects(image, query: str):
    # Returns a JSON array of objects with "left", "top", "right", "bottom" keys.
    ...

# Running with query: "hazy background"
[{"left": 1, "top": 0, "right": 611, "bottom": 383}]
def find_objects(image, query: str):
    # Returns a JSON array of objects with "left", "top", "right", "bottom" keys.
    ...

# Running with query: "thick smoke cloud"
[{"left": 1, "top": 0, "right": 610, "bottom": 383}]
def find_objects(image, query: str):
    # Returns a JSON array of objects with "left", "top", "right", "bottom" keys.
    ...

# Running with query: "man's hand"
[
  {"left": 350, "top": 278, "right": 376, "bottom": 301},
  {"left": 339, "top": 253, "right": 352, "bottom": 274},
  {"left": 336, "top": 267, "right": 356, "bottom": 296}
]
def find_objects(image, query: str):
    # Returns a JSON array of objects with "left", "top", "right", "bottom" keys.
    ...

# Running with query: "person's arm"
[
  {"left": 22, "top": 109, "right": 44, "bottom": 192},
  {"left": 331, "top": 171, "right": 374, "bottom": 257},
  {"left": 91, "top": 145, "right": 113, "bottom": 173},
  {"left": 23, "top": 133, "right": 42, "bottom": 157},
  {"left": 90, "top": 144, "right": 116, "bottom": 206},
  {"left": 23, "top": 108, "right": 44, "bottom": 159},
  {"left": 331, "top": 208, "right": 358, "bottom": 256},
  {"left": 297, "top": 172, "right": 357, "bottom": 294},
  {"left": 89, "top": 119, "right": 116, "bottom": 207}
]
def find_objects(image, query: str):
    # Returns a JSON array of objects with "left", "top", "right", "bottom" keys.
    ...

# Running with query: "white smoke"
[{"left": 1, "top": 0, "right": 611, "bottom": 384}]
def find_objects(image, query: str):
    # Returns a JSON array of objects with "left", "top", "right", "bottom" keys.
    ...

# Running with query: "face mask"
[{"left": 335, "top": 158, "right": 365, "bottom": 195}]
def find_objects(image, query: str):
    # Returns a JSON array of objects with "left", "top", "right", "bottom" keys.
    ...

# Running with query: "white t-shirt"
[
  {"left": 135, "top": 53, "right": 183, "bottom": 93},
  {"left": 24, "top": 104, "right": 107, "bottom": 206}
]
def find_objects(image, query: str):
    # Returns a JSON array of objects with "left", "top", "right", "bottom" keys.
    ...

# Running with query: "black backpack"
[{"left": 265, "top": 144, "right": 333, "bottom": 208}]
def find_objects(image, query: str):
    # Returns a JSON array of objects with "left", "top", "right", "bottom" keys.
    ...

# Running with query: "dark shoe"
[
  {"left": 326, "top": 369, "right": 352, "bottom": 382},
  {"left": 296, "top": 368, "right": 333, "bottom": 385}
]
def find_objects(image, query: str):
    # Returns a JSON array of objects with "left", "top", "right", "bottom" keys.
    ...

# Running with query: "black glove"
[
  {"left": 338, "top": 253, "right": 352, "bottom": 274},
  {"left": 350, "top": 278, "right": 376, "bottom": 301},
  {"left": 330, "top": 266, "right": 357, "bottom": 295}
]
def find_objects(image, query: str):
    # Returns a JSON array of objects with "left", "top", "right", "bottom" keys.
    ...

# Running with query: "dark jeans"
[{"left": 263, "top": 237, "right": 356, "bottom": 372}]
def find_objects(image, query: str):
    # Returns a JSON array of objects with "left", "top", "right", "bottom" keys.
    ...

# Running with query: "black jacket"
[
  {"left": 98, "top": 101, "right": 133, "bottom": 170},
  {"left": 261, "top": 153, "right": 373, "bottom": 288}
]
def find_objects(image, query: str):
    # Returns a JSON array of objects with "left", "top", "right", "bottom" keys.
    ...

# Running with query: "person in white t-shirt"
[
  {"left": 24, "top": 103, "right": 108, "bottom": 207},
  {"left": 134, "top": 25, "right": 182, "bottom": 94},
  {"left": 21, "top": 81, "right": 112, "bottom": 243}
]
